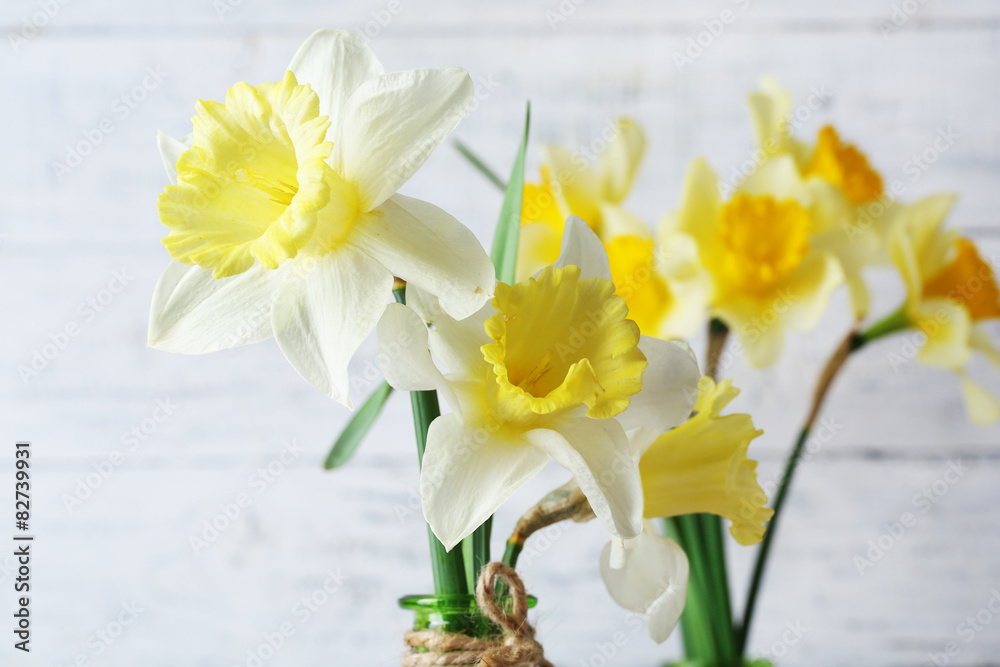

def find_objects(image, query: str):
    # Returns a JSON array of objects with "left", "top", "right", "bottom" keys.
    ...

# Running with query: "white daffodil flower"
[
  {"left": 378, "top": 218, "right": 701, "bottom": 550},
  {"left": 148, "top": 29, "right": 494, "bottom": 407}
]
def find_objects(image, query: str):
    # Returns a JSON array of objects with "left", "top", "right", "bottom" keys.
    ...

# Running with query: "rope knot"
[{"left": 402, "top": 562, "right": 551, "bottom": 667}]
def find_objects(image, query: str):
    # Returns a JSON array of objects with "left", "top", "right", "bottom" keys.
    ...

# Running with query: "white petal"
[
  {"left": 271, "top": 249, "right": 392, "bottom": 407},
  {"left": 156, "top": 130, "right": 191, "bottom": 185},
  {"left": 526, "top": 413, "right": 643, "bottom": 540},
  {"left": 421, "top": 414, "right": 548, "bottom": 551},
  {"left": 376, "top": 302, "right": 460, "bottom": 415},
  {"left": 377, "top": 303, "right": 443, "bottom": 391},
  {"left": 287, "top": 29, "right": 384, "bottom": 127},
  {"left": 552, "top": 216, "right": 613, "bottom": 281},
  {"left": 404, "top": 284, "right": 493, "bottom": 380},
  {"left": 618, "top": 337, "right": 701, "bottom": 456},
  {"left": 337, "top": 67, "right": 473, "bottom": 210},
  {"left": 148, "top": 261, "right": 278, "bottom": 353},
  {"left": 600, "top": 527, "right": 689, "bottom": 644},
  {"left": 351, "top": 194, "right": 494, "bottom": 320}
]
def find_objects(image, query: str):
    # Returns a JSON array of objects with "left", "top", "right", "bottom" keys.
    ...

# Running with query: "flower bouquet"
[{"left": 147, "top": 29, "right": 1000, "bottom": 665}]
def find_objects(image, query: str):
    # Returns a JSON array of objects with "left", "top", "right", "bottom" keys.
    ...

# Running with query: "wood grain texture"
[{"left": 1, "top": 1, "right": 999, "bottom": 664}]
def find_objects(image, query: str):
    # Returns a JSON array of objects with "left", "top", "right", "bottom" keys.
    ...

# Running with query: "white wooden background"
[{"left": 1, "top": 1, "right": 999, "bottom": 665}]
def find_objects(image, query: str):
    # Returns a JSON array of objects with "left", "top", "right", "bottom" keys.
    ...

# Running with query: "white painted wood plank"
[{"left": 2, "top": 0, "right": 999, "bottom": 32}]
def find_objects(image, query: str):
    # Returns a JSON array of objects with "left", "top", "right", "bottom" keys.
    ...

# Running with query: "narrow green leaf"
[
  {"left": 323, "top": 381, "right": 393, "bottom": 470},
  {"left": 454, "top": 140, "right": 507, "bottom": 191},
  {"left": 490, "top": 102, "right": 531, "bottom": 285}
]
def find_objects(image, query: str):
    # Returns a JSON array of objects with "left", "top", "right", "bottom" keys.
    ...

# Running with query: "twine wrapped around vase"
[{"left": 402, "top": 562, "right": 553, "bottom": 667}]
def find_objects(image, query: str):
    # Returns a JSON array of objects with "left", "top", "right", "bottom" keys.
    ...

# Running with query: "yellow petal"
[
  {"left": 959, "top": 373, "right": 1000, "bottom": 425},
  {"left": 158, "top": 71, "right": 340, "bottom": 278},
  {"left": 888, "top": 194, "right": 957, "bottom": 303},
  {"left": 482, "top": 265, "right": 647, "bottom": 423},
  {"left": 912, "top": 298, "right": 972, "bottom": 371},
  {"left": 639, "top": 377, "right": 772, "bottom": 545}
]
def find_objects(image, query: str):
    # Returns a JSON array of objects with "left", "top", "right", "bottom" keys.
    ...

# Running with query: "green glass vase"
[{"left": 399, "top": 593, "right": 538, "bottom": 638}]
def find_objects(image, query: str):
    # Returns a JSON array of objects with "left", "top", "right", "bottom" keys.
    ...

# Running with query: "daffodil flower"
[
  {"left": 889, "top": 195, "right": 1000, "bottom": 423},
  {"left": 599, "top": 376, "right": 771, "bottom": 642},
  {"left": 748, "top": 76, "right": 890, "bottom": 318},
  {"left": 518, "top": 119, "right": 706, "bottom": 339},
  {"left": 517, "top": 117, "right": 647, "bottom": 280},
  {"left": 378, "top": 218, "right": 701, "bottom": 549},
  {"left": 148, "top": 29, "right": 494, "bottom": 407},
  {"left": 670, "top": 156, "right": 843, "bottom": 366}
]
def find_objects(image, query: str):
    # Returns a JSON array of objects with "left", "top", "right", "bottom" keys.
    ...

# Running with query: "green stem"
[
  {"left": 394, "top": 286, "right": 468, "bottom": 598},
  {"left": 501, "top": 540, "right": 523, "bottom": 569},
  {"left": 735, "top": 327, "right": 869, "bottom": 654},
  {"left": 855, "top": 304, "right": 911, "bottom": 348},
  {"left": 666, "top": 516, "right": 717, "bottom": 660}
]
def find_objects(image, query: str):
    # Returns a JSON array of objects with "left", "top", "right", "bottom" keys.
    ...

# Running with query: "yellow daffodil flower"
[
  {"left": 889, "top": 195, "right": 1000, "bottom": 423},
  {"left": 517, "top": 117, "right": 647, "bottom": 278},
  {"left": 519, "top": 119, "right": 706, "bottom": 339},
  {"left": 747, "top": 77, "right": 892, "bottom": 319},
  {"left": 378, "top": 219, "right": 701, "bottom": 549},
  {"left": 599, "top": 376, "right": 770, "bottom": 642},
  {"left": 148, "top": 29, "right": 494, "bottom": 407},
  {"left": 670, "top": 156, "right": 843, "bottom": 366}
]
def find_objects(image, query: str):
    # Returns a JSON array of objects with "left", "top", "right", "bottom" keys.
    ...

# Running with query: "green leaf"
[
  {"left": 490, "top": 102, "right": 531, "bottom": 285},
  {"left": 323, "top": 381, "right": 394, "bottom": 470},
  {"left": 454, "top": 140, "right": 507, "bottom": 191}
]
